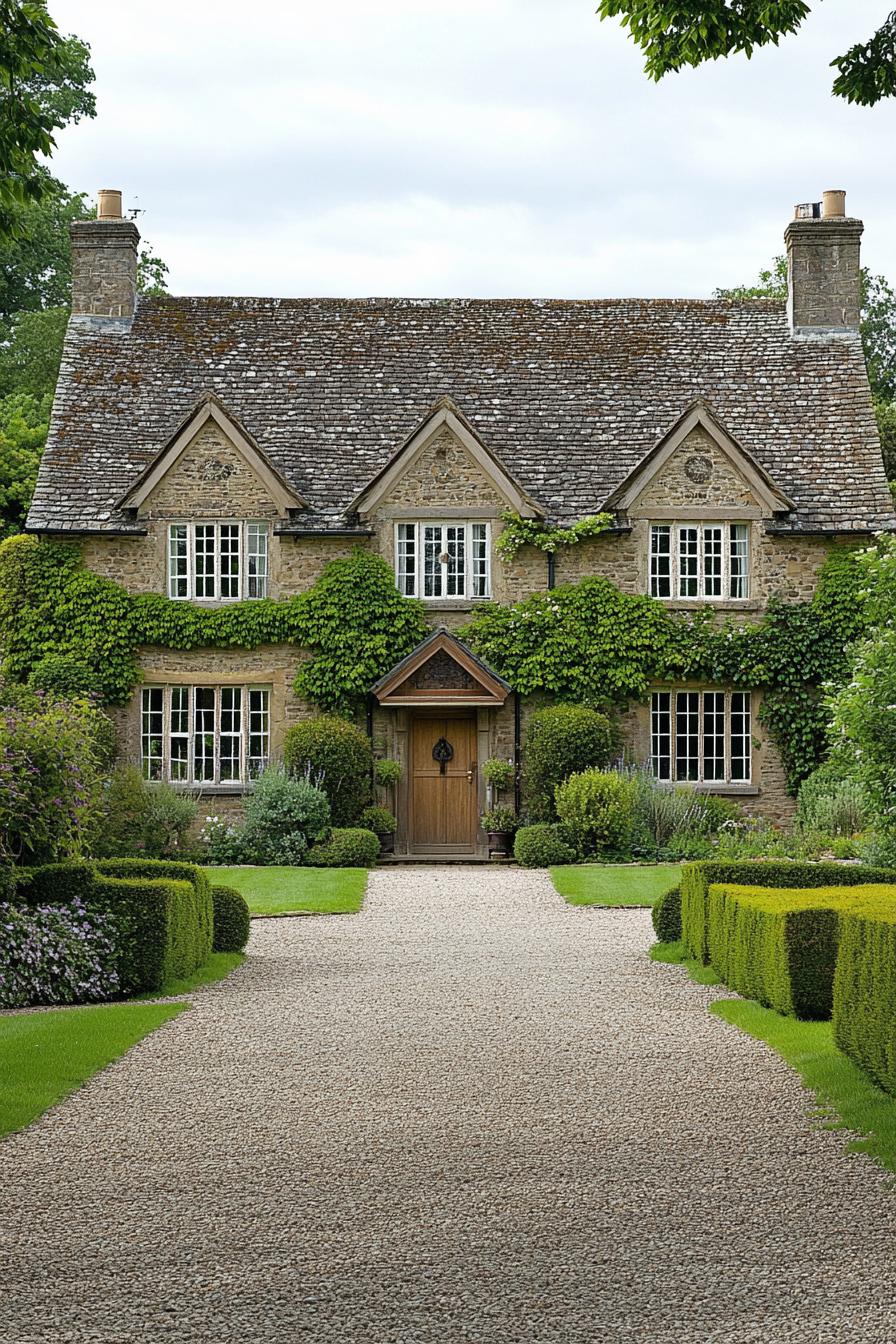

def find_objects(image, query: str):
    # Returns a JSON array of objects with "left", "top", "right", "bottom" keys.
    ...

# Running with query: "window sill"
[
  {"left": 419, "top": 599, "right": 492, "bottom": 611},
  {"left": 169, "top": 782, "right": 255, "bottom": 796},
  {"left": 693, "top": 782, "right": 759, "bottom": 795},
  {"left": 659, "top": 600, "right": 762, "bottom": 612}
]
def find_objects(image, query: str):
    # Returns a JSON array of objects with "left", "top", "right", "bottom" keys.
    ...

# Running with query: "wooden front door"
[{"left": 410, "top": 713, "right": 478, "bottom": 853}]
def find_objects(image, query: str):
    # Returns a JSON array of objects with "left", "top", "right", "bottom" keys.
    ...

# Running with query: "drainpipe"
[
  {"left": 514, "top": 692, "right": 522, "bottom": 814},
  {"left": 365, "top": 693, "right": 375, "bottom": 794},
  {"left": 547, "top": 551, "right": 556, "bottom": 590}
]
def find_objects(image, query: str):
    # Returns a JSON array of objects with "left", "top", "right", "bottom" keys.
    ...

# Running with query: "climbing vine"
[{"left": 495, "top": 510, "right": 615, "bottom": 559}]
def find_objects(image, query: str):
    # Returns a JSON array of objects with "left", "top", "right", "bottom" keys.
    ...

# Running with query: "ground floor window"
[
  {"left": 141, "top": 685, "right": 271, "bottom": 784},
  {"left": 650, "top": 690, "right": 751, "bottom": 784}
]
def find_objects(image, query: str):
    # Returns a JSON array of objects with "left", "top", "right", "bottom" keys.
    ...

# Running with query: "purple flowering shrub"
[{"left": 0, "top": 897, "right": 121, "bottom": 1007}]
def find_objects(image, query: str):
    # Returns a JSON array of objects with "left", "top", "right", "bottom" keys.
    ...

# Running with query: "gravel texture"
[{"left": 2, "top": 866, "right": 896, "bottom": 1343}]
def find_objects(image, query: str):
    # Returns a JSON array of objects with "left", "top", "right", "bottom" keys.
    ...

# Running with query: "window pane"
[
  {"left": 168, "top": 525, "right": 188, "bottom": 599},
  {"left": 650, "top": 525, "right": 671, "bottom": 598},
  {"left": 219, "top": 524, "right": 241, "bottom": 599},
  {"left": 730, "top": 525, "right": 749, "bottom": 599},
  {"left": 219, "top": 687, "right": 242, "bottom": 781},
  {"left": 194, "top": 687, "right": 216, "bottom": 781},
  {"left": 141, "top": 688, "right": 164, "bottom": 781},
  {"left": 248, "top": 689, "right": 270, "bottom": 779},
  {"left": 675, "top": 691, "right": 699, "bottom": 781},
  {"left": 247, "top": 523, "right": 268, "bottom": 599},
  {"left": 471, "top": 524, "right": 489, "bottom": 598},
  {"left": 169, "top": 686, "right": 190, "bottom": 781},
  {"left": 702, "top": 691, "right": 726, "bottom": 781},
  {"left": 703, "top": 526, "right": 723, "bottom": 598},
  {"left": 678, "top": 527, "right": 699, "bottom": 598},
  {"left": 445, "top": 525, "right": 465, "bottom": 597},
  {"left": 730, "top": 692, "right": 751, "bottom": 781},
  {"left": 194, "top": 525, "right": 216, "bottom": 599},
  {"left": 423, "top": 525, "right": 442, "bottom": 598},
  {"left": 651, "top": 692, "right": 671, "bottom": 780},
  {"left": 397, "top": 524, "right": 416, "bottom": 596}
]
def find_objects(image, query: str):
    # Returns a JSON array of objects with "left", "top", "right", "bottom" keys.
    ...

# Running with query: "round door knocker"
[{"left": 432, "top": 737, "right": 454, "bottom": 775}]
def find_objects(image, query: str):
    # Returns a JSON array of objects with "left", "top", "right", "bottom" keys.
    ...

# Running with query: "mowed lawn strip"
[
  {"left": 551, "top": 863, "right": 683, "bottom": 907},
  {"left": 0, "top": 1002, "right": 186, "bottom": 1139},
  {"left": 206, "top": 866, "right": 368, "bottom": 916}
]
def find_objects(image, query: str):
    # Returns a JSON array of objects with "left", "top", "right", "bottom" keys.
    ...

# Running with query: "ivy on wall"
[
  {"left": 495, "top": 510, "right": 615, "bottom": 559},
  {"left": 0, "top": 533, "right": 870, "bottom": 790}
]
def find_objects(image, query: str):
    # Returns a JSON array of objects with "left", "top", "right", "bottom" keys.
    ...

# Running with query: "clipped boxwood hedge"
[
  {"left": 212, "top": 885, "right": 251, "bottom": 953},
  {"left": 680, "top": 860, "right": 896, "bottom": 964},
  {"left": 651, "top": 885, "right": 681, "bottom": 943},
  {"left": 95, "top": 859, "right": 214, "bottom": 969},
  {"left": 834, "top": 905, "right": 896, "bottom": 1095},
  {"left": 513, "top": 823, "right": 578, "bottom": 868},
  {"left": 707, "top": 883, "right": 896, "bottom": 1019},
  {"left": 305, "top": 827, "right": 380, "bottom": 868}
]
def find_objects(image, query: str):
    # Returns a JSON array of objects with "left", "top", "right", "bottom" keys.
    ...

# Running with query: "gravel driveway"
[{"left": 2, "top": 866, "right": 896, "bottom": 1343}]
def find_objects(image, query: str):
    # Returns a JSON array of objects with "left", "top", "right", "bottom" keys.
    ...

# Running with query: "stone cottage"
[{"left": 26, "top": 188, "right": 895, "bottom": 855}]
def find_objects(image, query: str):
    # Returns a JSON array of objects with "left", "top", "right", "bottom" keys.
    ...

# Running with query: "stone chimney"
[
  {"left": 785, "top": 190, "right": 863, "bottom": 335},
  {"left": 70, "top": 190, "right": 140, "bottom": 319}
]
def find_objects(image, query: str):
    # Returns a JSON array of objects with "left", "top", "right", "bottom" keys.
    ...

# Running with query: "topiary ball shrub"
[
  {"left": 651, "top": 885, "right": 682, "bottom": 942},
  {"left": 305, "top": 827, "right": 381, "bottom": 868},
  {"left": 523, "top": 704, "right": 615, "bottom": 820},
  {"left": 357, "top": 805, "right": 397, "bottom": 835},
  {"left": 283, "top": 715, "right": 373, "bottom": 826},
  {"left": 554, "top": 769, "right": 635, "bottom": 859},
  {"left": 514, "top": 823, "right": 578, "bottom": 868},
  {"left": 212, "top": 885, "right": 251, "bottom": 952}
]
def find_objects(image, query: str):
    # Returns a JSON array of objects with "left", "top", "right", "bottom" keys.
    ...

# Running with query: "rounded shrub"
[
  {"left": 554, "top": 769, "right": 635, "bottom": 859},
  {"left": 651, "top": 885, "right": 682, "bottom": 942},
  {"left": 241, "top": 767, "right": 331, "bottom": 865},
  {"left": 212, "top": 885, "right": 251, "bottom": 952},
  {"left": 523, "top": 704, "right": 615, "bottom": 819},
  {"left": 305, "top": 827, "right": 381, "bottom": 868},
  {"left": 514, "top": 823, "right": 578, "bottom": 868},
  {"left": 357, "top": 805, "right": 397, "bottom": 835},
  {"left": 283, "top": 715, "right": 373, "bottom": 825}
]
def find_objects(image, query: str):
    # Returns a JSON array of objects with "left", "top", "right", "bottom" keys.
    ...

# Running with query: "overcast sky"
[{"left": 51, "top": 0, "right": 896, "bottom": 299}]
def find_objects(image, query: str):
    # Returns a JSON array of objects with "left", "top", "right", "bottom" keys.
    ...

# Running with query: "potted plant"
[
  {"left": 481, "top": 757, "right": 515, "bottom": 806},
  {"left": 358, "top": 804, "right": 398, "bottom": 855},
  {"left": 481, "top": 804, "right": 518, "bottom": 858}
]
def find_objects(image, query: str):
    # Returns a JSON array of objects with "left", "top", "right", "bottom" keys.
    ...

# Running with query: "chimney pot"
[
  {"left": 822, "top": 189, "right": 847, "bottom": 219},
  {"left": 96, "top": 188, "right": 123, "bottom": 221},
  {"left": 784, "top": 189, "right": 862, "bottom": 336}
]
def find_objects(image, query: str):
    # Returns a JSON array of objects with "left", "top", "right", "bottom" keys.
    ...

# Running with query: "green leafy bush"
[
  {"left": 554, "top": 769, "right": 634, "bottom": 859},
  {"left": 211, "top": 885, "right": 251, "bottom": 953},
  {"left": 96, "top": 767, "right": 198, "bottom": 859},
  {"left": 797, "top": 759, "right": 869, "bottom": 836},
  {"left": 627, "top": 767, "right": 739, "bottom": 856},
  {"left": 95, "top": 858, "right": 214, "bottom": 981},
  {"left": 708, "top": 882, "right": 896, "bottom": 1020},
  {"left": 481, "top": 758, "right": 515, "bottom": 791},
  {"left": 357, "top": 805, "right": 397, "bottom": 835},
  {"left": 240, "top": 767, "right": 331, "bottom": 865},
  {"left": 651, "top": 885, "right": 682, "bottom": 942},
  {"left": 283, "top": 716, "right": 372, "bottom": 826},
  {"left": 680, "top": 859, "right": 896, "bottom": 964},
  {"left": 27, "top": 653, "right": 97, "bottom": 696},
  {"left": 514, "top": 823, "right": 578, "bottom": 868},
  {"left": 305, "top": 827, "right": 381, "bottom": 868},
  {"left": 481, "top": 805, "right": 518, "bottom": 833},
  {"left": 374, "top": 758, "right": 401, "bottom": 789},
  {"left": 523, "top": 704, "right": 615, "bottom": 820},
  {"left": 834, "top": 903, "right": 896, "bottom": 1095}
]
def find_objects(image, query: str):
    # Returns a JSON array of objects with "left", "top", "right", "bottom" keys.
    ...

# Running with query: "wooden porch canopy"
[{"left": 371, "top": 629, "right": 512, "bottom": 708}]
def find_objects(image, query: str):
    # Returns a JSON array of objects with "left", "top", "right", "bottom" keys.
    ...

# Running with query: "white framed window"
[
  {"left": 394, "top": 521, "right": 491, "bottom": 600},
  {"left": 140, "top": 685, "right": 271, "bottom": 784},
  {"left": 649, "top": 523, "right": 750, "bottom": 600},
  {"left": 650, "top": 690, "right": 752, "bottom": 785},
  {"left": 167, "top": 522, "right": 270, "bottom": 601}
]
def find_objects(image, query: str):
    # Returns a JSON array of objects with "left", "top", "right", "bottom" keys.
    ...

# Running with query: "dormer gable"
[
  {"left": 371, "top": 628, "right": 511, "bottom": 707},
  {"left": 118, "top": 393, "right": 308, "bottom": 519},
  {"left": 350, "top": 397, "right": 543, "bottom": 520},
  {"left": 604, "top": 400, "right": 795, "bottom": 518}
]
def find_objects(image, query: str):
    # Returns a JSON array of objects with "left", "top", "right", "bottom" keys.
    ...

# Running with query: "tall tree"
[
  {"left": 597, "top": 2, "right": 896, "bottom": 106},
  {"left": 0, "top": 2, "right": 95, "bottom": 239}
]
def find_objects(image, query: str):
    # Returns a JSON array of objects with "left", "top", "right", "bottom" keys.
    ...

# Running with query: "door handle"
[{"left": 467, "top": 760, "right": 477, "bottom": 785}]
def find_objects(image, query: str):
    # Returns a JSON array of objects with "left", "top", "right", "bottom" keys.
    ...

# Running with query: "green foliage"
[
  {"left": 626, "top": 765, "right": 738, "bottom": 857},
  {"left": 833, "top": 903, "right": 896, "bottom": 1095},
  {"left": 283, "top": 714, "right": 373, "bottom": 825},
  {"left": 94, "top": 857, "right": 213, "bottom": 988},
  {"left": 0, "top": 174, "right": 88, "bottom": 319},
  {"left": 495, "top": 510, "right": 614, "bottom": 560},
  {"left": 522, "top": 703, "right": 615, "bottom": 820},
  {"left": 357, "top": 805, "right": 396, "bottom": 835},
  {"left": 651, "top": 885, "right": 681, "bottom": 942},
  {"left": 481, "top": 757, "right": 515, "bottom": 791},
  {"left": 596, "top": 0, "right": 896, "bottom": 106},
  {"left": 27, "top": 651, "right": 94, "bottom": 695},
  {"left": 305, "top": 827, "right": 381, "bottom": 868},
  {"left": 554, "top": 769, "right": 635, "bottom": 859},
  {"left": 513, "top": 822, "right": 577, "bottom": 868},
  {"left": 211, "top": 885, "right": 250, "bottom": 953},
  {"left": 481, "top": 804, "right": 518, "bottom": 833},
  {"left": 0, "top": 391, "right": 49, "bottom": 534},
  {"left": 374, "top": 757, "right": 401, "bottom": 788},
  {"left": 680, "top": 859, "right": 896, "bottom": 965},
  {"left": 797, "top": 759, "right": 870, "bottom": 837},
  {"left": 876, "top": 397, "right": 896, "bottom": 480},
  {"left": 95, "top": 766, "right": 197, "bottom": 860},
  {"left": 239, "top": 767, "right": 331, "bottom": 866}
]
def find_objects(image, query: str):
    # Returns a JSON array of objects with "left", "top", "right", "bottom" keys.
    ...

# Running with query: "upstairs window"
[
  {"left": 650, "top": 690, "right": 752, "bottom": 784},
  {"left": 395, "top": 521, "right": 490, "bottom": 600},
  {"left": 167, "top": 522, "right": 269, "bottom": 601},
  {"left": 649, "top": 523, "right": 750, "bottom": 600},
  {"left": 141, "top": 685, "right": 270, "bottom": 784}
]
